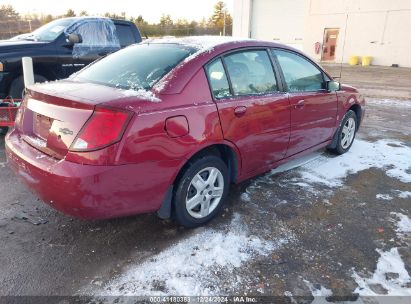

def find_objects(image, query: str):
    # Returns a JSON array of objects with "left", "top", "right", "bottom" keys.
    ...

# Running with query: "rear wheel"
[
  {"left": 173, "top": 155, "right": 229, "bottom": 228},
  {"left": 0, "top": 127, "right": 8, "bottom": 135},
  {"left": 328, "top": 110, "right": 357, "bottom": 155},
  {"left": 9, "top": 74, "right": 47, "bottom": 99}
]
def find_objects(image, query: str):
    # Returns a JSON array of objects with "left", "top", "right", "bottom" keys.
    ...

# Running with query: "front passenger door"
[{"left": 272, "top": 49, "right": 338, "bottom": 157}]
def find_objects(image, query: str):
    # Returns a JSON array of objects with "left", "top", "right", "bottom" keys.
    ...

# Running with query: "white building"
[{"left": 233, "top": 0, "right": 411, "bottom": 67}]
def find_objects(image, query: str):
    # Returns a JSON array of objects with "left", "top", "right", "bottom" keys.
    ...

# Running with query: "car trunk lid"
[{"left": 17, "top": 80, "right": 127, "bottom": 158}]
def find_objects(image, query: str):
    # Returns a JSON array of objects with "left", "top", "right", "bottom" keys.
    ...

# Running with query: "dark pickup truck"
[{"left": 0, "top": 17, "right": 142, "bottom": 98}]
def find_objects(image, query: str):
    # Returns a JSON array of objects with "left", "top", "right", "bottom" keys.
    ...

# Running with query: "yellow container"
[
  {"left": 348, "top": 55, "right": 359, "bottom": 65},
  {"left": 362, "top": 56, "right": 372, "bottom": 66}
]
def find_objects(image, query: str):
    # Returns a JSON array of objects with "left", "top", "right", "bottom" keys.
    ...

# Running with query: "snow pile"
[
  {"left": 397, "top": 191, "right": 411, "bottom": 199},
  {"left": 376, "top": 194, "right": 393, "bottom": 201},
  {"left": 291, "top": 139, "right": 411, "bottom": 187},
  {"left": 94, "top": 214, "right": 288, "bottom": 296},
  {"left": 391, "top": 212, "right": 411, "bottom": 234},
  {"left": 242, "top": 139, "right": 411, "bottom": 200},
  {"left": 352, "top": 213, "right": 411, "bottom": 296},
  {"left": 352, "top": 248, "right": 411, "bottom": 296}
]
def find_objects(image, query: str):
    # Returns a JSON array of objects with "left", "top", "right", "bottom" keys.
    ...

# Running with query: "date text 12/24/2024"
[{"left": 148, "top": 296, "right": 258, "bottom": 303}]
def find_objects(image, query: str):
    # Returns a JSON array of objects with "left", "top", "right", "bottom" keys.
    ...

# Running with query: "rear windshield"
[{"left": 73, "top": 43, "right": 196, "bottom": 90}]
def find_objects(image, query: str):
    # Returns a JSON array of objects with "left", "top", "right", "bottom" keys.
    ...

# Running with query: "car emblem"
[{"left": 59, "top": 128, "right": 73, "bottom": 135}]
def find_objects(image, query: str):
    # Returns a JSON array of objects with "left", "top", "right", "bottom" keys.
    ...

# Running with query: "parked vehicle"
[
  {"left": 5, "top": 37, "right": 365, "bottom": 227},
  {"left": 0, "top": 17, "right": 142, "bottom": 99}
]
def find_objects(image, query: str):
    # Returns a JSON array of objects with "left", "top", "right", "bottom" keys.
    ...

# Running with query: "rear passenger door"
[
  {"left": 272, "top": 49, "right": 338, "bottom": 157},
  {"left": 206, "top": 49, "right": 290, "bottom": 175}
]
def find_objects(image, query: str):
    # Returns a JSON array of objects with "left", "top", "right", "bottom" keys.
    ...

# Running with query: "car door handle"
[
  {"left": 234, "top": 106, "right": 247, "bottom": 117},
  {"left": 294, "top": 100, "right": 305, "bottom": 109}
]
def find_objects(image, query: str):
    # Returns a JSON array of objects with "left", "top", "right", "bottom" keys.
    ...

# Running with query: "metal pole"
[
  {"left": 223, "top": 10, "right": 226, "bottom": 36},
  {"left": 22, "top": 57, "right": 35, "bottom": 88}
]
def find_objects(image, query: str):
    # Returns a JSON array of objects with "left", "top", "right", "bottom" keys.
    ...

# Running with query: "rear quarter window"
[{"left": 205, "top": 59, "right": 231, "bottom": 99}]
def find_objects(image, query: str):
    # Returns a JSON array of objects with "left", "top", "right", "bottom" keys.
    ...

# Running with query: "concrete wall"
[
  {"left": 233, "top": 0, "right": 411, "bottom": 67},
  {"left": 304, "top": 0, "right": 411, "bottom": 67}
]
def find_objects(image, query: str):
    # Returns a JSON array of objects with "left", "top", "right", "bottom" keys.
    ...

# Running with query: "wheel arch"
[
  {"left": 177, "top": 142, "right": 241, "bottom": 185},
  {"left": 157, "top": 142, "right": 241, "bottom": 219},
  {"left": 348, "top": 104, "right": 362, "bottom": 130}
]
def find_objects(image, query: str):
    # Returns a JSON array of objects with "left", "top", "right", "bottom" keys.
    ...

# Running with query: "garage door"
[{"left": 250, "top": 0, "right": 307, "bottom": 50}]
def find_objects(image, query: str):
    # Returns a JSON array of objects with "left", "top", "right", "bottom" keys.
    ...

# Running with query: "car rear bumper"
[{"left": 5, "top": 129, "right": 180, "bottom": 219}]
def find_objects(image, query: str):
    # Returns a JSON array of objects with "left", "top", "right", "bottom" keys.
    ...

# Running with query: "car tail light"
[{"left": 70, "top": 107, "right": 132, "bottom": 151}]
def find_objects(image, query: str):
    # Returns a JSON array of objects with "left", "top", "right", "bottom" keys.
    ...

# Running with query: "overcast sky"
[{"left": 6, "top": 0, "right": 234, "bottom": 23}]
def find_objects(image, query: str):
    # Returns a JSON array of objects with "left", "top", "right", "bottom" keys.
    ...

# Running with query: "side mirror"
[
  {"left": 67, "top": 33, "right": 82, "bottom": 45},
  {"left": 326, "top": 80, "right": 340, "bottom": 92}
]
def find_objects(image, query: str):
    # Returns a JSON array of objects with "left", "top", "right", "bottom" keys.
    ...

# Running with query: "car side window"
[
  {"left": 205, "top": 58, "right": 231, "bottom": 99},
  {"left": 224, "top": 50, "right": 277, "bottom": 96},
  {"left": 273, "top": 49, "right": 325, "bottom": 92}
]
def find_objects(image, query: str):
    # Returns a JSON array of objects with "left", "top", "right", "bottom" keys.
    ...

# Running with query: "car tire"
[
  {"left": 173, "top": 155, "right": 229, "bottom": 228},
  {"left": 328, "top": 110, "right": 358, "bottom": 155},
  {"left": 0, "top": 127, "right": 8, "bottom": 135},
  {"left": 9, "top": 75, "right": 47, "bottom": 99}
]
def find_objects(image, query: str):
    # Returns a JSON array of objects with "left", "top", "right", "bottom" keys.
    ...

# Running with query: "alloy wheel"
[
  {"left": 185, "top": 167, "right": 224, "bottom": 219},
  {"left": 341, "top": 117, "right": 356, "bottom": 149}
]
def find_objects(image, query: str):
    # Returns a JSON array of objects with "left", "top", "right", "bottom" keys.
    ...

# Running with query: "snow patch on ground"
[
  {"left": 91, "top": 214, "right": 289, "bottom": 296},
  {"left": 376, "top": 194, "right": 393, "bottom": 200},
  {"left": 242, "top": 139, "right": 411, "bottom": 203},
  {"left": 391, "top": 212, "right": 411, "bottom": 235},
  {"left": 352, "top": 213, "right": 411, "bottom": 296},
  {"left": 352, "top": 248, "right": 411, "bottom": 296},
  {"left": 240, "top": 192, "right": 251, "bottom": 202},
  {"left": 296, "top": 139, "right": 411, "bottom": 186},
  {"left": 304, "top": 280, "right": 333, "bottom": 297},
  {"left": 396, "top": 191, "right": 411, "bottom": 199},
  {"left": 367, "top": 98, "right": 411, "bottom": 109}
]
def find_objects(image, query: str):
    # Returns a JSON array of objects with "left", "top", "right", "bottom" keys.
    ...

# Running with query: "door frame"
[{"left": 321, "top": 28, "right": 340, "bottom": 61}]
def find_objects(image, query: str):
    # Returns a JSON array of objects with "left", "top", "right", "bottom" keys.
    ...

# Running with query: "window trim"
[
  {"left": 271, "top": 48, "right": 330, "bottom": 93},
  {"left": 203, "top": 47, "right": 285, "bottom": 101}
]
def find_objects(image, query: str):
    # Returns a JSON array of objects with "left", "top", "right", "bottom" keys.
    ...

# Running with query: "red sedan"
[{"left": 5, "top": 37, "right": 365, "bottom": 227}]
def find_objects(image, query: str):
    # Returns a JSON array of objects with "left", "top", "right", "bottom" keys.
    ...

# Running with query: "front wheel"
[
  {"left": 328, "top": 110, "right": 357, "bottom": 155},
  {"left": 173, "top": 155, "right": 229, "bottom": 228}
]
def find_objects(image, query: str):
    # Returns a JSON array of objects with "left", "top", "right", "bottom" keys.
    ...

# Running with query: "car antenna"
[{"left": 337, "top": 12, "right": 349, "bottom": 82}]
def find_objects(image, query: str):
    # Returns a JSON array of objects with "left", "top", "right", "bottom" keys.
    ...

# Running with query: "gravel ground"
[{"left": 0, "top": 64, "right": 410, "bottom": 303}]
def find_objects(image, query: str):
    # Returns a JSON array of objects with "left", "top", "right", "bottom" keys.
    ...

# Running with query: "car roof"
[
  {"left": 149, "top": 36, "right": 301, "bottom": 94},
  {"left": 59, "top": 16, "right": 131, "bottom": 24},
  {"left": 143, "top": 35, "right": 283, "bottom": 51}
]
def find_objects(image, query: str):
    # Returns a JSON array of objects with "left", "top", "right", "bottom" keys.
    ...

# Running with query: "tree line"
[{"left": 0, "top": 2, "right": 232, "bottom": 40}]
